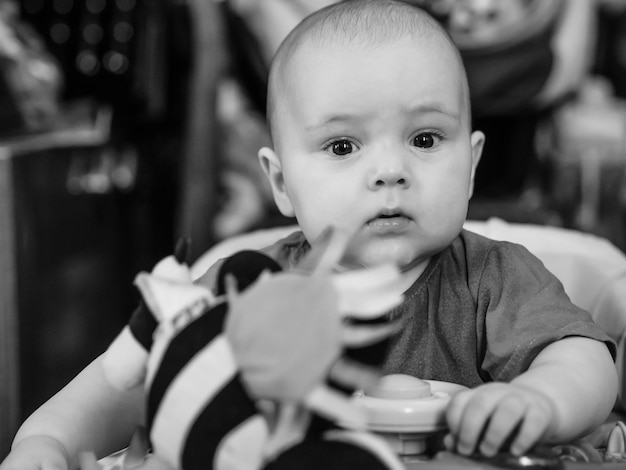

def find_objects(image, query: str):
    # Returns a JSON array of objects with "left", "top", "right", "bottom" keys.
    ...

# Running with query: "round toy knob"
[
  {"left": 352, "top": 374, "right": 468, "bottom": 434},
  {"left": 366, "top": 374, "right": 432, "bottom": 400},
  {"left": 349, "top": 375, "right": 468, "bottom": 456}
]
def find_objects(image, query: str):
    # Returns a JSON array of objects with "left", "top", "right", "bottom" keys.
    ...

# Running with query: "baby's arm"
[
  {"left": 1, "top": 354, "right": 144, "bottom": 470},
  {"left": 445, "top": 337, "right": 617, "bottom": 457}
]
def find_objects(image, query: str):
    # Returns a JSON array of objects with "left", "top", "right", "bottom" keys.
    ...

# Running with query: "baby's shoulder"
[
  {"left": 194, "top": 229, "right": 307, "bottom": 292},
  {"left": 447, "top": 230, "right": 546, "bottom": 279},
  {"left": 455, "top": 229, "right": 537, "bottom": 261}
]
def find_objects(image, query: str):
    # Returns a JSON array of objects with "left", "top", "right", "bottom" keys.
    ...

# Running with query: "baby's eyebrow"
[
  {"left": 303, "top": 103, "right": 463, "bottom": 133},
  {"left": 406, "top": 103, "right": 462, "bottom": 123},
  {"left": 304, "top": 113, "right": 370, "bottom": 132}
]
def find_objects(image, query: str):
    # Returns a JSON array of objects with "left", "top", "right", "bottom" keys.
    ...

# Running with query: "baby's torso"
[{"left": 197, "top": 229, "right": 610, "bottom": 389}]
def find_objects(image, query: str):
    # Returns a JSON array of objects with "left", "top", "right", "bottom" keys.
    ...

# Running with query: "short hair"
[{"left": 266, "top": 0, "right": 468, "bottom": 144}]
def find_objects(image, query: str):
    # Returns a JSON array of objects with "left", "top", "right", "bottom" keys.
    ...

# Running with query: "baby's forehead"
[
  {"left": 276, "top": 22, "right": 465, "bottom": 92},
  {"left": 267, "top": 2, "right": 471, "bottom": 138},
  {"left": 275, "top": 32, "right": 469, "bottom": 108}
]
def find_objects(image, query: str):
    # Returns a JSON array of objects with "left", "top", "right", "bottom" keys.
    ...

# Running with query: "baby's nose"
[{"left": 367, "top": 157, "right": 411, "bottom": 190}]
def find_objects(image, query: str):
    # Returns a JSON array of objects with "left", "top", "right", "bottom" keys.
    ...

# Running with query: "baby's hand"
[
  {"left": 0, "top": 435, "right": 69, "bottom": 470},
  {"left": 444, "top": 383, "right": 557, "bottom": 458}
]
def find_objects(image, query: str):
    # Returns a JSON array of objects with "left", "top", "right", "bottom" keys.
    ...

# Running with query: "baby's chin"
[{"left": 343, "top": 238, "right": 422, "bottom": 270}]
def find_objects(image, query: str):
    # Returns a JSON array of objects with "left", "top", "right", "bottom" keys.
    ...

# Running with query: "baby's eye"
[
  {"left": 325, "top": 139, "right": 357, "bottom": 156},
  {"left": 413, "top": 132, "right": 441, "bottom": 149}
]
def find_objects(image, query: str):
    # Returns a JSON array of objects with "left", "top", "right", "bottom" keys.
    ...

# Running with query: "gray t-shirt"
[{"left": 197, "top": 229, "right": 615, "bottom": 388}]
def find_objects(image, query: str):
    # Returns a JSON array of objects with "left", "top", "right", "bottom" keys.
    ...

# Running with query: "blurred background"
[{"left": 0, "top": 0, "right": 625, "bottom": 456}]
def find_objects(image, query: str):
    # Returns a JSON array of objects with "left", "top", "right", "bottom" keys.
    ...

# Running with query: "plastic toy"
[{"left": 350, "top": 374, "right": 468, "bottom": 456}]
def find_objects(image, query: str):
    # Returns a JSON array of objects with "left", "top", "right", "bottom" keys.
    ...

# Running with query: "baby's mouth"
[{"left": 367, "top": 211, "right": 412, "bottom": 232}]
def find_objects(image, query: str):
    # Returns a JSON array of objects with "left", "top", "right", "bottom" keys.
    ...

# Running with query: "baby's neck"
[{"left": 398, "top": 257, "right": 430, "bottom": 292}]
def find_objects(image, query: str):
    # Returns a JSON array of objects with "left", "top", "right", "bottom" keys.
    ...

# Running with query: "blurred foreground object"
[{"left": 96, "top": 228, "right": 410, "bottom": 470}]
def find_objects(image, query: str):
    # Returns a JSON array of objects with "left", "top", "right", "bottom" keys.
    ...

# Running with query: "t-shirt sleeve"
[
  {"left": 476, "top": 241, "right": 616, "bottom": 382},
  {"left": 193, "top": 230, "right": 307, "bottom": 293}
]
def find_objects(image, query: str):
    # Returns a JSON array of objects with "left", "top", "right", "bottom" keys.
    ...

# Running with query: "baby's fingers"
[
  {"left": 475, "top": 395, "right": 527, "bottom": 457},
  {"left": 508, "top": 406, "right": 553, "bottom": 456},
  {"left": 446, "top": 387, "right": 517, "bottom": 456},
  {"left": 446, "top": 386, "right": 555, "bottom": 458},
  {"left": 445, "top": 389, "right": 487, "bottom": 455}
]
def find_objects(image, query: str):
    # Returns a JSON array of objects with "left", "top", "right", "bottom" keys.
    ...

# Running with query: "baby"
[
  {"left": 208, "top": 0, "right": 618, "bottom": 458},
  {"left": 1, "top": 1, "right": 617, "bottom": 469}
]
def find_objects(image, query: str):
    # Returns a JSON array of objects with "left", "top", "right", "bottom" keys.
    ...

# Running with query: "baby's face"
[{"left": 262, "top": 35, "right": 484, "bottom": 272}]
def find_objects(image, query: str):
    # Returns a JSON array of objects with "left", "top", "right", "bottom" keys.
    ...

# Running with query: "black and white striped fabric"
[{"left": 146, "top": 298, "right": 269, "bottom": 469}]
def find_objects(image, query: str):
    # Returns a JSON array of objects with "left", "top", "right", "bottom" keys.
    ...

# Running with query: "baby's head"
[{"left": 259, "top": 0, "right": 485, "bottom": 274}]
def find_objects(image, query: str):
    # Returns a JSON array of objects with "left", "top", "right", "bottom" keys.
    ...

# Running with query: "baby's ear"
[
  {"left": 468, "top": 131, "right": 485, "bottom": 198},
  {"left": 258, "top": 147, "right": 295, "bottom": 217}
]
